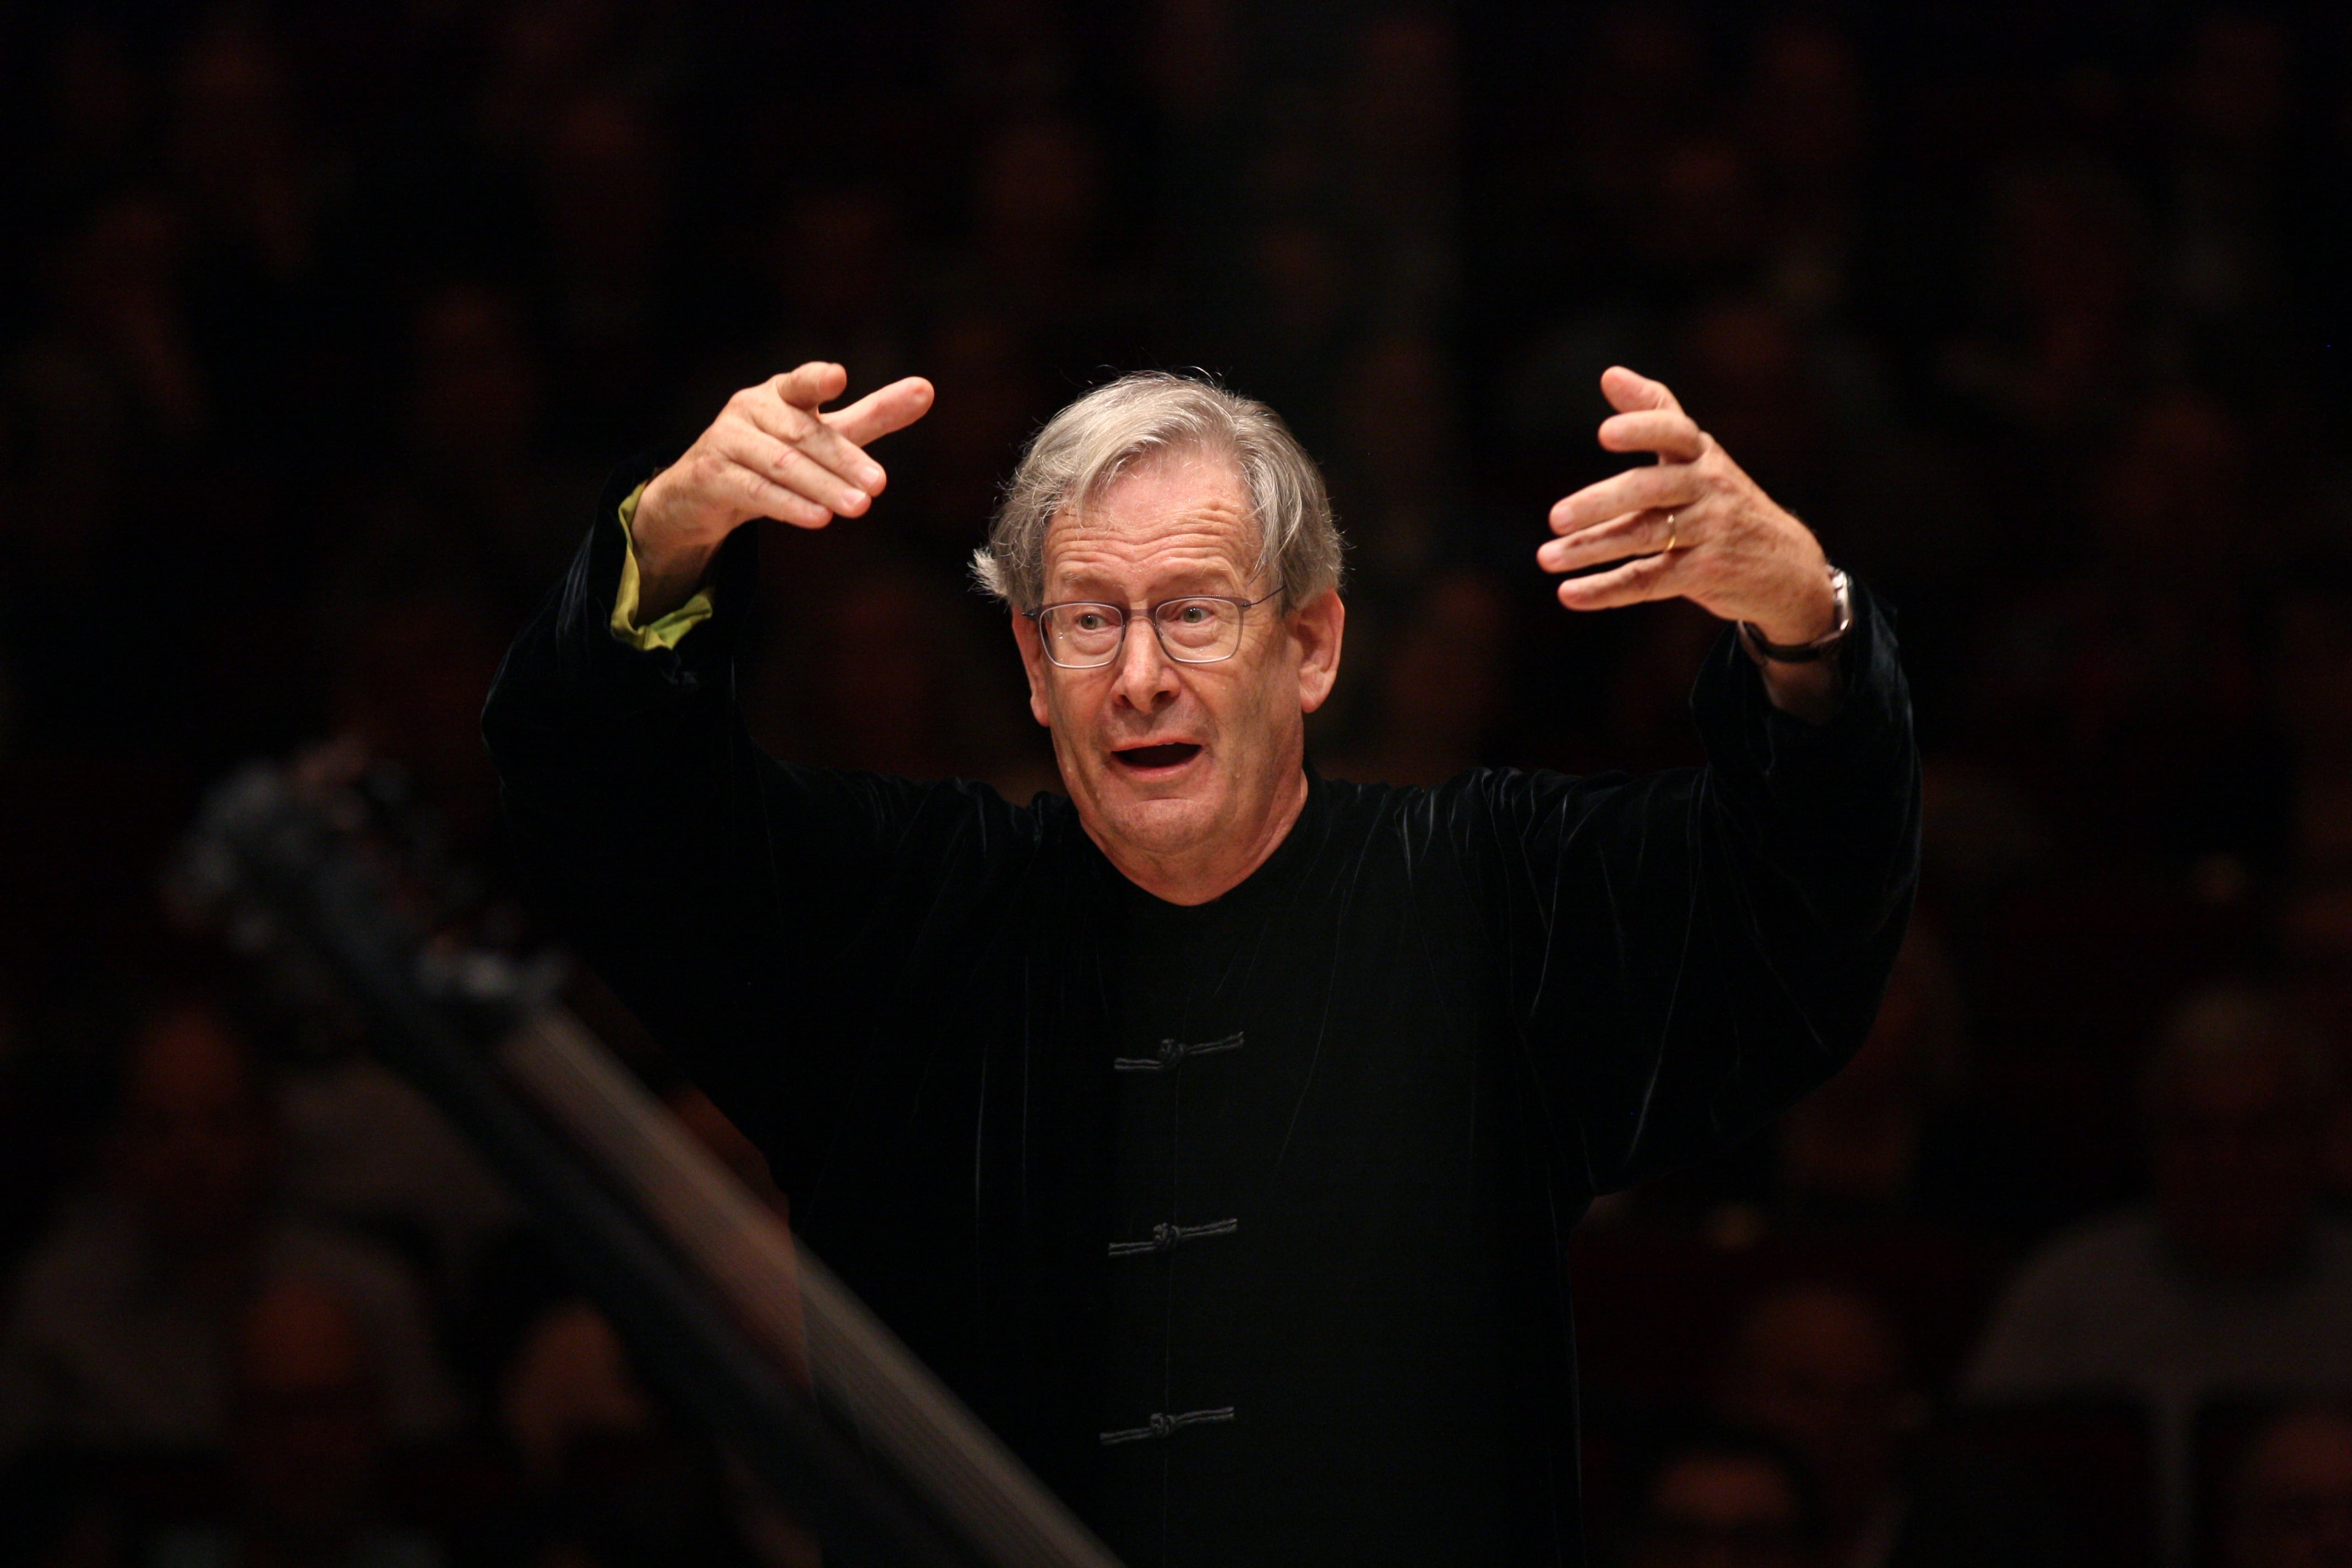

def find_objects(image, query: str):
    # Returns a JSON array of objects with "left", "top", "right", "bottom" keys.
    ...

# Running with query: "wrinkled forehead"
[{"left": 1041, "top": 446, "right": 1262, "bottom": 598}]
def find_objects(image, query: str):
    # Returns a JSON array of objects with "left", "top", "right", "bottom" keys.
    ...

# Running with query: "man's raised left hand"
[{"left": 1537, "top": 366, "right": 1837, "bottom": 649}]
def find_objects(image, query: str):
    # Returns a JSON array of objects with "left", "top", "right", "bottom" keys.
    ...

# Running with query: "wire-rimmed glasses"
[{"left": 1026, "top": 591, "right": 1281, "bottom": 669}]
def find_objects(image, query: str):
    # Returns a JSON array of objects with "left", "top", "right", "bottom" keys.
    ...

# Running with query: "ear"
[
  {"left": 1010, "top": 611, "right": 1053, "bottom": 727},
  {"left": 1289, "top": 589, "right": 1346, "bottom": 715}
]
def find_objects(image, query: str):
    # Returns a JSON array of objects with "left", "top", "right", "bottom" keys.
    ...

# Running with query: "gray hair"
[{"left": 970, "top": 371, "right": 1344, "bottom": 613}]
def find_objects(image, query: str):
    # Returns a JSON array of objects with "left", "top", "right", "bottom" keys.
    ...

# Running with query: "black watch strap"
[{"left": 1738, "top": 567, "right": 1852, "bottom": 664}]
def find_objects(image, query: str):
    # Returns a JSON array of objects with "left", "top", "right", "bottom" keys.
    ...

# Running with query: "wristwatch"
[{"left": 1738, "top": 567, "right": 1852, "bottom": 664}]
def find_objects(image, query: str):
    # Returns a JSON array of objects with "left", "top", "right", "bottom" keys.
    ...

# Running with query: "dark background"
[{"left": 3, "top": 3, "right": 2351, "bottom": 1566}]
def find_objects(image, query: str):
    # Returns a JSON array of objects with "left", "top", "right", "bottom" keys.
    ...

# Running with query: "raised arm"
[
  {"left": 1500, "top": 368, "right": 1919, "bottom": 1193},
  {"left": 482, "top": 366, "right": 960, "bottom": 1175}
]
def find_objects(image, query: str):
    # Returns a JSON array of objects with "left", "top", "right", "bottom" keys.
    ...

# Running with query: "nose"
[{"left": 1109, "top": 614, "right": 1181, "bottom": 715}]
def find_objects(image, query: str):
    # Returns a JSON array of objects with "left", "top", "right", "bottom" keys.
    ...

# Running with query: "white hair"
[{"left": 970, "top": 371, "right": 1344, "bottom": 613}]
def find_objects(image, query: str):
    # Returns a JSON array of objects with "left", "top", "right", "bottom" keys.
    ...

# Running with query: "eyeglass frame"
[{"left": 1022, "top": 589, "right": 1284, "bottom": 669}]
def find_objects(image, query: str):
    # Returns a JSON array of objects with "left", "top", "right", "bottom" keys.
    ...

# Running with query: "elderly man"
[{"left": 482, "top": 362, "right": 1918, "bottom": 1565}]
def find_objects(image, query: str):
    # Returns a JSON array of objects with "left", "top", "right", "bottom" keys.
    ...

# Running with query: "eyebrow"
[{"left": 1046, "top": 567, "right": 1249, "bottom": 603}]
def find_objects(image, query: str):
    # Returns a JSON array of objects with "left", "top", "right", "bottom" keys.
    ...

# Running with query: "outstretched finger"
[
  {"left": 774, "top": 361, "right": 851, "bottom": 411},
  {"left": 1554, "top": 548, "right": 1685, "bottom": 612},
  {"left": 736, "top": 390, "right": 864, "bottom": 473},
  {"left": 721, "top": 455, "right": 834, "bottom": 530},
  {"left": 1599, "top": 365, "right": 1685, "bottom": 418},
  {"left": 737, "top": 396, "right": 887, "bottom": 494},
  {"left": 1598, "top": 408, "right": 1704, "bottom": 463},
  {"left": 1549, "top": 462, "right": 1699, "bottom": 534},
  {"left": 718, "top": 429, "right": 870, "bottom": 518},
  {"left": 827, "top": 375, "right": 937, "bottom": 447},
  {"left": 1539, "top": 508, "right": 1680, "bottom": 574}
]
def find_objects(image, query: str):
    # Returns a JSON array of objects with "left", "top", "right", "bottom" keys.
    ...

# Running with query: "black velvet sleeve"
[
  {"left": 480, "top": 467, "right": 1043, "bottom": 1177},
  {"left": 1464, "top": 579, "right": 1920, "bottom": 1195}
]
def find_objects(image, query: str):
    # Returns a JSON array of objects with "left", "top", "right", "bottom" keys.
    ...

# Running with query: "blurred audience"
[
  {"left": 1717, "top": 1284, "right": 1917, "bottom": 1564},
  {"left": 1716, "top": 1281, "right": 2076, "bottom": 1567},
  {"left": 1939, "top": 155, "right": 2150, "bottom": 439},
  {"left": 497, "top": 1300, "right": 755, "bottom": 1568},
  {"left": 532, "top": 88, "right": 679, "bottom": 458},
  {"left": 1769, "top": 930, "right": 1962, "bottom": 1225},
  {"left": 1967, "top": 989, "right": 2352, "bottom": 1395},
  {"left": 315, "top": 572, "right": 512, "bottom": 846},
  {"left": 2271, "top": 563, "right": 2352, "bottom": 1037},
  {"left": 0, "top": 997, "right": 458, "bottom": 1457},
  {"left": 1966, "top": 987, "right": 2352, "bottom": 1549},
  {"left": 2227, "top": 1406, "right": 2352, "bottom": 1568},
  {"left": 1963, "top": 389, "right": 2277, "bottom": 869},
  {"left": 393, "top": 281, "right": 581, "bottom": 612},
  {"left": 1324, "top": 567, "right": 1512, "bottom": 787},
  {"left": 752, "top": 186, "right": 916, "bottom": 391},
  {"left": 1621, "top": 1427, "right": 1826, "bottom": 1568},
  {"left": 499, "top": 1302, "right": 651, "bottom": 1493},
  {"left": 144, "top": 1278, "right": 443, "bottom": 1568},
  {"left": 273, "top": 1052, "right": 520, "bottom": 1304}
]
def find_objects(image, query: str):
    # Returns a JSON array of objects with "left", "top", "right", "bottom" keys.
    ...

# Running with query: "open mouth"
[{"left": 1112, "top": 742, "right": 1202, "bottom": 771}]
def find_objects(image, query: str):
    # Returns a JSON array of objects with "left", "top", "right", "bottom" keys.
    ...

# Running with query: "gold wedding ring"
[{"left": 1665, "top": 511, "right": 1679, "bottom": 553}]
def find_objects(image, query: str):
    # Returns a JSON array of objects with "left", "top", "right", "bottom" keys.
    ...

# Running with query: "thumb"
[
  {"left": 1600, "top": 365, "right": 1684, "bottom": 417},
  {"left": 774, "top": 361, "right": 849, "bottom": 410}
]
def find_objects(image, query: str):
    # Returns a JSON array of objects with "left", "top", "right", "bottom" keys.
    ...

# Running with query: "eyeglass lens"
[{"left": 1039, "top": 600, "right": 1245, "bottom": 666}]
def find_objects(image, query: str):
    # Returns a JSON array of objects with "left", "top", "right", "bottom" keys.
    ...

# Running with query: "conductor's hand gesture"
[
  {"left": 631, "top": 363, "right": 935, "bottom": 617},
  {"left": 1537, "top": 366, "right": 1843, "bottom": 721}
]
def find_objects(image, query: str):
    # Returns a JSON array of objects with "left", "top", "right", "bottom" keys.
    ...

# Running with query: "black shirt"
[{"left": 482, "top": 471, "right": 1921, "bottom": 1566}]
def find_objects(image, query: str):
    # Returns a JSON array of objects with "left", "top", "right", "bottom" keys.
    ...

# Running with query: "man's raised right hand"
[{"left": 630, "top": 363, "right": 935, "bottom": 618}]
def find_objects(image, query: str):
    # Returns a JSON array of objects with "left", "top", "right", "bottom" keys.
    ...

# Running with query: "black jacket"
[{"left": 482, "top": 468, "right": 1921, "bottom": 1566}]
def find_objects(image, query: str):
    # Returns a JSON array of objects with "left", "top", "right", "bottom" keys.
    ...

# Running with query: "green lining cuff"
[{"left": 610, "top": 480, "right": 716, "bottom": 651}]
